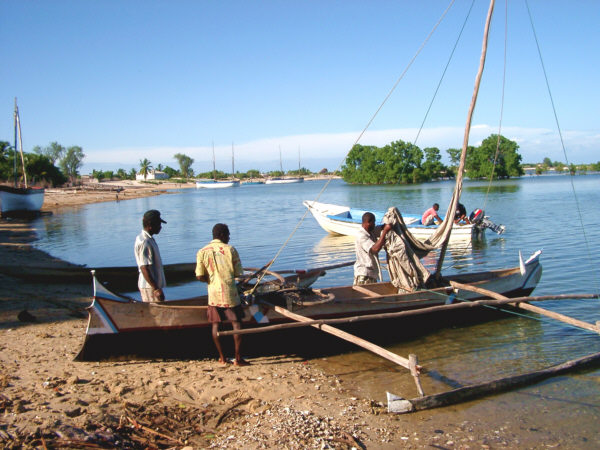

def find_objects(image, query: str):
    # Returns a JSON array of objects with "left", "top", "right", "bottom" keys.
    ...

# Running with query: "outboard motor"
[
  {"left": 469, "top": 208, "right": 485, "bottom": 225},
  {"left": 470, "top": 208, "right": 505, "bottom": 235}
]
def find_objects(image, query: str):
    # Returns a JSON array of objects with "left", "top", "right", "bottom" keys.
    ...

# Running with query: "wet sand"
[{"left": 1, "top": 185, "right": 598, "bottom": 448}]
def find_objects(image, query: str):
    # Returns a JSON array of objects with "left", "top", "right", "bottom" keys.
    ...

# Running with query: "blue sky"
[{"left": 1, "top": 0, "right": 598, "bottom": 174}]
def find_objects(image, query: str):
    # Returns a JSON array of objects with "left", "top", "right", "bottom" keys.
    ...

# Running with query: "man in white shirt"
[
  {"left": 134, "top": 209, "right": 167, "bottom": 302},
  {"left": 354, "top": 212, "right": 392, "bottom": 285}
]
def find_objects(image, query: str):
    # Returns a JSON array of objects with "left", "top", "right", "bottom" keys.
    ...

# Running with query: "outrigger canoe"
[{"left": 76, "top": 251, "right": 542, "bottom": 361}]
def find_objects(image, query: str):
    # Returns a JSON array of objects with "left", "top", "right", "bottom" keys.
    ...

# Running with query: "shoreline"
[{"left": 1, "top": 190, "right": 597, "bottom": 448}]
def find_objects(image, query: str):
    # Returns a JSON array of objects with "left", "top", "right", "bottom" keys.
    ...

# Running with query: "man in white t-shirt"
[
  {"left": 134, "top": 209, "right": 167, "bottom": 302},
  {"left": 354, "top": 212, "right": 392, "bottom": 285}
]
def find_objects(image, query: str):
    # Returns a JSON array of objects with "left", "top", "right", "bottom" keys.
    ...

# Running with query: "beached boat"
[
  {"left": 303, "top": 200, "right": 479, "bottom": 240},
  {"left": 77, "top": 1, "right": 546, "bottom": 365},
  {"left": 0, "top": 261, "right": 339, "bottom": 293},
  {"left": 76, "top": 251, "right": 542, "bottom": 360},
  {"left": 0, "top": 99, "right": 45, "bottom": 217},
  {"left": 196, "top": 143, "right": 240, "bottom": 189}
]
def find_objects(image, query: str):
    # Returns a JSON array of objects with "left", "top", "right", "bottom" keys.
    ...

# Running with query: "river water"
[{"left": 33, "top": 175, "right": 600, "bottom": 439}]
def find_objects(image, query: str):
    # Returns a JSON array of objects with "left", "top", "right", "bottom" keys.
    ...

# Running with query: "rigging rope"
[
  {"left": 524, "top": 0, "right": 598, "bottom": 293},
  {"left": 249, "top": 0, "right": 458, "bottom": 293},
  {"left": 411, "top": 0, "right": 476, "bottom": 147}
]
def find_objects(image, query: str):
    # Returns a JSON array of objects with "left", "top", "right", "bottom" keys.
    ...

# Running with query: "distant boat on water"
[
  {"left": 196, "top": 143, "right": 240, "bottom": 189},
  {"left": 0, "top": 99, "right": 45, "bottom": 217},
  {"left": 265, "top": 146, "right": 304, "bottom": 184}
]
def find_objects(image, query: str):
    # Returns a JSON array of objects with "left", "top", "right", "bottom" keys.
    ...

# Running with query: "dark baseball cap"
[{"left": 143, "top": 209, "right": 167, "bottom": 224}]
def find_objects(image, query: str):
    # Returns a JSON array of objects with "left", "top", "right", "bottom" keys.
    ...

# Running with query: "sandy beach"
[{"left": 1, "top": 184, "right": 598, "bottom": 448}]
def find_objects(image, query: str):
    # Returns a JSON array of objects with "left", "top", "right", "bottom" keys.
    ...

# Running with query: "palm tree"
[{"left": 139, "top": 158, "right": 152, "bottom": 181}]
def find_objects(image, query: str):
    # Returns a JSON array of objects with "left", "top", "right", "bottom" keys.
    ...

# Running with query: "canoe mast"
[{"left": 434, "top": 0, "right": 496, "bottom": 277}]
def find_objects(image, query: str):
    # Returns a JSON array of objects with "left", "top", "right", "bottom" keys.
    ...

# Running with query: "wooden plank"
[
  {"left": 352, "top": 285, "right": 382, "bottom": 297},
  {"left": 451, "top": 281, "right": 600, "bottom": 334},
  {"left": 266, "top": 302, "right": 411, "bottom": 370},
  {"left": 389, "top": 351, "right": 600, "bottom": 413}
]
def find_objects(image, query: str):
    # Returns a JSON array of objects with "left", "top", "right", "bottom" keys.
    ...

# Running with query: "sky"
[{"left": 1, "top": 0, "right": 599, "bottom": 175}]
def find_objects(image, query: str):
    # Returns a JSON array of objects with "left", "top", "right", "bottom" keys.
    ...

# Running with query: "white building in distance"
[{"left": 136, "top": 170, "right": 170, "bottom": 181}]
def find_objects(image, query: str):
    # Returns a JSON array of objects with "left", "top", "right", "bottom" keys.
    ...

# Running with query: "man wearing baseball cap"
[{"left": 134, "top": 209, "right": 167, "bottom": 302}]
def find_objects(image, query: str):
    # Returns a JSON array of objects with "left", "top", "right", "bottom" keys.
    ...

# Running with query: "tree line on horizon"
[{"left": 1, "top": 137, "right": 598, "bottom": 187}]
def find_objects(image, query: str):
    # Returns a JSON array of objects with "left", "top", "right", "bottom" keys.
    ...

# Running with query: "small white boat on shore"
[{"left": 0, "top": 99, "right": 45, "bottom": 217}]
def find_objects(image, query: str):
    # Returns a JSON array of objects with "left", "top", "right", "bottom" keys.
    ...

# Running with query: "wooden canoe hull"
[{"left": 75, "top": 252, "right": 542, "bottom": 360}]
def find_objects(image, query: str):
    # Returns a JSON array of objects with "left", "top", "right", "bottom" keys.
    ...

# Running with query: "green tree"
[
  {"left": 422, "top": 147, "right": 445, "bottom": 180},
  {"left": 139, "top": 158, "right": 152, "bottom": 180},
  {"left": 446, "top": 148, "right": 461, "bottom": 167},
  {"left": 162, "top": 166, "right": 179, "bottom": 178},
  {"left": 92, "top": 169, "right": 105, "bottom": 181},
  {"left": 59, "top": 146, "right": 85, "bottom": 183},
  {"left": 33, "top": 141, "right": 65, "bottom": 164},
  {"left": 128, "top": 168, "right": 137, "bottom": 179},
  {"left": 543, "top": 157, "right": 553, "bottom": 167},
  {"left": 116, "top": 168, "right": 128, "bottom": 180},
  {"left": 23, "top": 152, "right": 66, "bottom": 186},
  {"left": 465, "top": 135, "right": 523, "bottom": 179},
  {"left": 342, "top": 140, "right": 425, "bottom": 184},
  {"left": 173, "top": 153, "right": 194, "bottom": 179},
  {"left": 245, "top": 169, "right": 261, "bottom": 178},
  {"left": 568, "top": 164, "right": 577, "bottom": 175}
]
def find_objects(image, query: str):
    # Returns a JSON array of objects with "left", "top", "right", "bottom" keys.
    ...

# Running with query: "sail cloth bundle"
[{"left": 379, "top": 207, "right": 441, "bottom": 292}]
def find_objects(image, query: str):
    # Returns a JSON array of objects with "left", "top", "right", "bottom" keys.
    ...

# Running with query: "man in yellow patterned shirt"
[{"left": 196, "top": 223, "right": 249, "bottom": 366}]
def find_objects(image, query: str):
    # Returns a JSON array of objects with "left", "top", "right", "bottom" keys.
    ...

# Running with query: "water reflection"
[{"left": 464, "top": 183, "right": 520, "bottom": 194}]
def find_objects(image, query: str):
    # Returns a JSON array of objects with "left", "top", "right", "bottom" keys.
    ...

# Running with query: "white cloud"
[{"left": 83, "top": 125, "right": 599, "bottom": 173}]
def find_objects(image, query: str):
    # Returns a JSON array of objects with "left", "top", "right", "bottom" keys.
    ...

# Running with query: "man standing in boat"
[
  {"left": 134, "top": 209, "right": 167, "bottom": 302},
  {"left": 354, "top": 212, "right": 392, "bottom": 285},
  {"left": 196, "top": 223, "right": 249, "bottom": 366}
]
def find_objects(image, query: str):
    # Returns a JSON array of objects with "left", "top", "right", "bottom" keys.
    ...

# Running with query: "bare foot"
[
  {"left": 234, "top": 358, "right": 250, "bottom": 367},
  {"left": 217, "top": 358, "right": 230, "bottom": 368}
]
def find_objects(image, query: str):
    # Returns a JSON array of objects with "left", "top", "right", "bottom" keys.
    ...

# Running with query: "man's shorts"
[
  {"left": 207, "top": 305, "right": 245, "bottom": 323},
  {"left": 140, "top": 288, "right": 162, "bottom": 302},
  {"left": 353, "top": 275, "right": 377, "bottom": 286}
]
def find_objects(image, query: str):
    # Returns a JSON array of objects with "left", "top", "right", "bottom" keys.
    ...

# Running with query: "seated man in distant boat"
[
  {"left": 196, "top": 223, "right": 250, "bottom": 367},
  {"left": 134, "top": 209, "right": 167, "bottom": 302},
  {"left": 421, "top": 203, "right": 442, "bottom": 226},
  {"left": 454, "top": 202, "right": 471, "bottom": 224},
  {"left": 354, "top": 212, "right": 392, "bottom": 285}
]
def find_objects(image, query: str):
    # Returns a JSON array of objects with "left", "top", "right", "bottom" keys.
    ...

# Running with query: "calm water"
[{"left": 34, "top": 176, "right": 600, "bottom": 404}]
